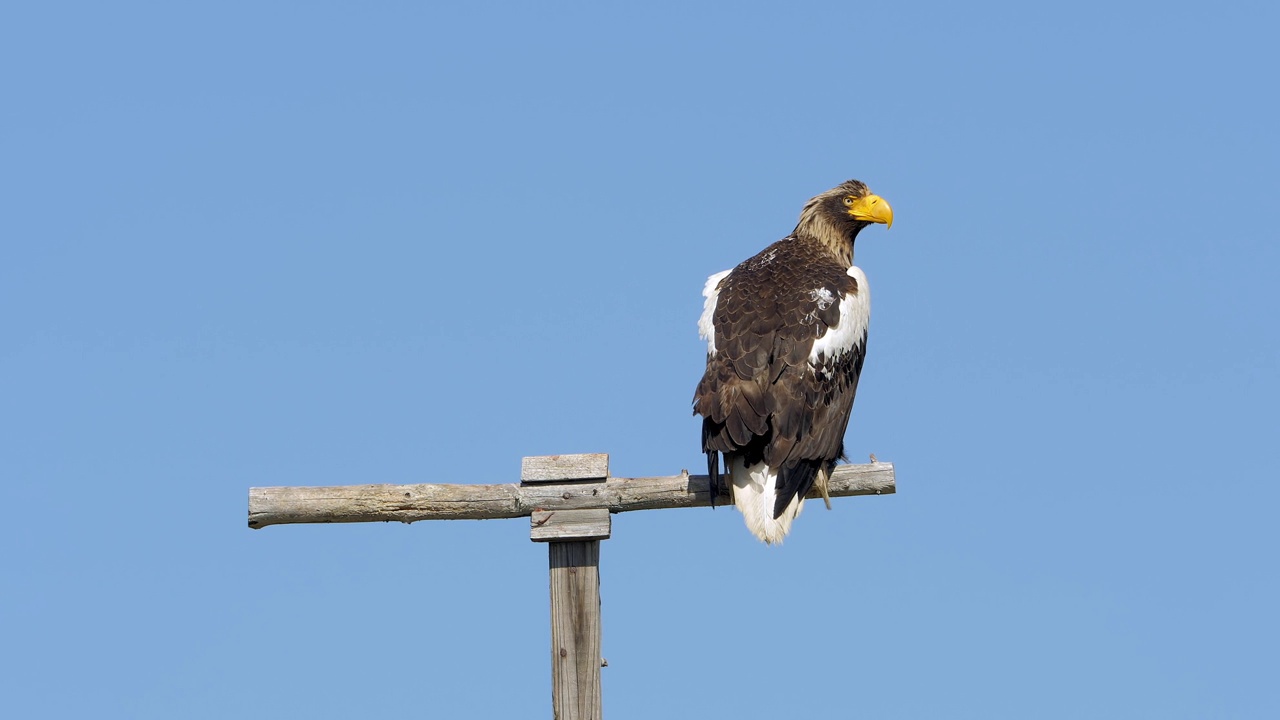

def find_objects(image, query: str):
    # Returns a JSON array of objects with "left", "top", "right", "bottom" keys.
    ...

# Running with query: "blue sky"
[{"left": 3, "top": 2, "right": 1278, "bottom": 717}]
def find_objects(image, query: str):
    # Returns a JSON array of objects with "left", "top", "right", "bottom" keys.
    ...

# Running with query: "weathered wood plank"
[
  {"left": 531, "top": 509, "right": 612, "bottom": 542},
  {"left": 549, "top": 541, "right": 602, "bottom": 720},
  {"left": 248, "top": 461, "right": 895, "bottom": 528},
  {"left": 521, "top": 454, "right": 609, "bottom": 483}
]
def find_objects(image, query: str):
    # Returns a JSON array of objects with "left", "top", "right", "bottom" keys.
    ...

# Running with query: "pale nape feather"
[{"left": 728, "top": 456, "right": 805, "bottom": 545}]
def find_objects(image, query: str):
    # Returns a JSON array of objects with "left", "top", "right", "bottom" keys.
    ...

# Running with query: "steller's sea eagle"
[{"left": 693, "top": 180, "right": 892, "bottom": 544}]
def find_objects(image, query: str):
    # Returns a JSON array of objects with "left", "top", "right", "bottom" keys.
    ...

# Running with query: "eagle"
[{"left": 693, "top": 180, "right": 892, "bottom": 543}]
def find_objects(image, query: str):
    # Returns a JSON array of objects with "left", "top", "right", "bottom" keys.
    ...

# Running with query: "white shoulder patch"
[
  {"left": 698, "top": 269, "right": 731, "bottom": 355},
  {"left": 808, "top": 265, "right": 870, "bottom": 365}
]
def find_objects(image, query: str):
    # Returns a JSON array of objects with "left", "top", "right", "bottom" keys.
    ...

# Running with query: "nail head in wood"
[
  {"left": 531, "top": 508, "right": 611, "bottom": 542},
  {"left": 521, "top": 453, "right": 609, "bottom": 483}
]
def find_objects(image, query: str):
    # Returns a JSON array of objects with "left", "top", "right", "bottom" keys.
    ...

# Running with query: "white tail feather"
[{"left": 729, "top": 457, "right": 804, "bottom": 544}]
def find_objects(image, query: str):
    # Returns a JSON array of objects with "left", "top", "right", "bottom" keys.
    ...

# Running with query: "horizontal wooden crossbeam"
[{"left": 247, "top": 461, "right": 894, "bottom": 529}]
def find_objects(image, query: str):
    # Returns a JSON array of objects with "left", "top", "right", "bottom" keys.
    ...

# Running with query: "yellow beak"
[{"left": 848, "top": 194, "right": 893, "bottom": 229}]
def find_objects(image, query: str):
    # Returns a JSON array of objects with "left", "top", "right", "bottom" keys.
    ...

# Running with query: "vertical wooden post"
[
  {"left": 549, "top": 539, "right": 602, "bottom": 720},
  {"left": 524, "top": 454, "right": 612, "bottom": 720}
]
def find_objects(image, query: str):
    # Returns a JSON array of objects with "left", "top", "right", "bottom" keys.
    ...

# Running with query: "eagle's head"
[{"left": 794, "top": 179, "right": 893, "bottom": 259}]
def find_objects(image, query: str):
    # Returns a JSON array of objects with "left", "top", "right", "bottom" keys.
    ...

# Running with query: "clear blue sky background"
[{"left": 3, "top": 2, "right": 1277, "bottom": 718}]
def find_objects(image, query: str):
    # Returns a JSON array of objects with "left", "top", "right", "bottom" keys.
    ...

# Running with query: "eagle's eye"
[{"left": 843, "top": 196, "right": 855, "bottom": 206}]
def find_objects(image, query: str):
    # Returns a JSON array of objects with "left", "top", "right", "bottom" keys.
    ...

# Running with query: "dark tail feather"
[
  {"left": 707, "top": 451, "right": 720, "bottom": 509},
  {"left": 772, "top": 460, "right": 822, "bottom": 519}
]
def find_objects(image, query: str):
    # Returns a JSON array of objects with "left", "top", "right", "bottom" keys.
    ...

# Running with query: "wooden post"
[
  {"left": 247, "top": 460, "right": 894, "bottom": 528},
  {"left": 548, "top": 538, "right": 602, "bottom": 720},
  {"left": 246, "top": 453, "right": 896, "bottom": 718},
  {"left": 525, "top": 455, "right": 610, "bottom": 720}
]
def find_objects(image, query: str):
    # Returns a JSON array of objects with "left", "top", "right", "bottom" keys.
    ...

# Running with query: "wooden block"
[
  {"left": 521, "top": 453, "right": 609, "bottom": 483},
  {"left": 531, "top": 508, "right": 611, "bottom": 542}
]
